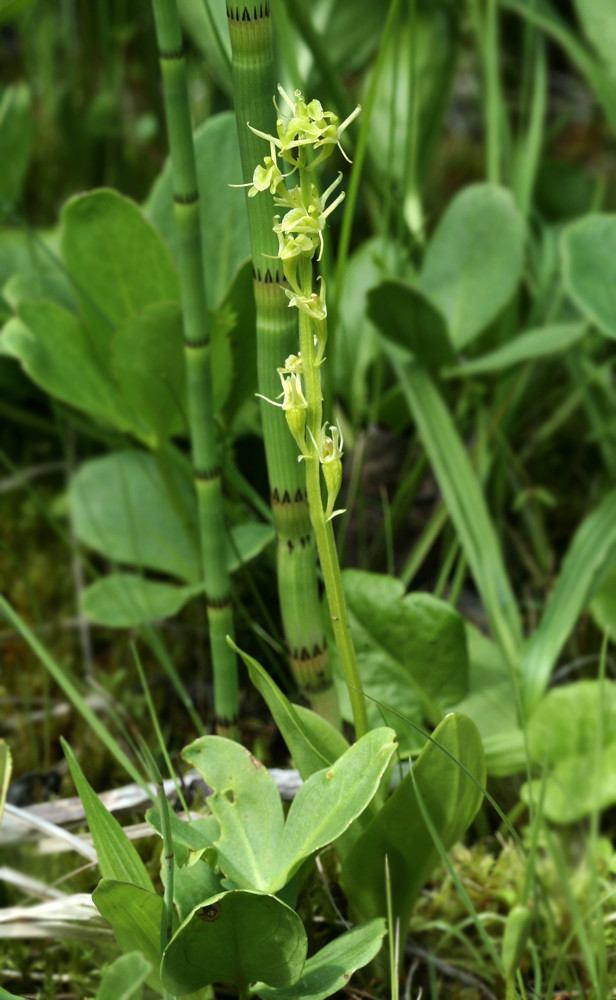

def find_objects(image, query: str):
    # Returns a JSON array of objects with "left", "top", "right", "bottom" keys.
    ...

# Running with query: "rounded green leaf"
[
  {"left": 146, "top": 112, "right": 250, "bottom": 308},
  {"left": 2, "top": 302, "right": 140, "bottom": 435},
  {"left": 337, "top": 571, "right": 468, "bottom": 750},
  {"left": 81, "top": 575, "right": 203, "bottom": 628},
  {"left": 368, "top": 279, "right": 455, "bottom": 368},
  {"left": 255, "top": 918, "right": 387, "bottom": 1000},
  {"left": 182, "top": 736, "right": 285, "bottom": 891},
  {"left": 111, "top": 301, "right": 187, "bottom": 444},
  {"left": 93, "top": 880, "right": 171, "bottom": 995},
  {"left": 418, "top": 184, "right": 525, "bottom": 349},
  {"left": 340, "top": 713, "right": 485, "bottom": 930},
  {"left": 95, "top": 952, "right": 152, "bottom": 1000},
  {"left": 562, "top": 214, "right": 616, "bottom": 338},
  {"left": 69, "top": 450, "right": 200, "bottom": 583},
  {"left": 61, "top": 189, "right": 180, "bottom": 339},
  {"left": 161, "top": 890, "right": 307, "bottom": 995},
  {"left": 523, "top": 680, "right": 616, "bottom": 822}
]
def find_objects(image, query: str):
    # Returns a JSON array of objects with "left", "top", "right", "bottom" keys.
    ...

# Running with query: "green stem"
[
  {"left": 152, "top": 0, "right": 239, "bottom": 732},
  {"left": 297, "top": 258, "right": 368, "bottom": 740},
  {"left": 227, "top": 3, "right": 340, "bottom": 725}
]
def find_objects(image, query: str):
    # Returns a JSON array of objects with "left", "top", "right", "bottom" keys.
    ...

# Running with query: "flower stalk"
[
  {"left": 247, "top": 86, "right": 368, "bottom": 739},
  {"left": 227, "top": 3, "right": 340, "bottom": 725}
]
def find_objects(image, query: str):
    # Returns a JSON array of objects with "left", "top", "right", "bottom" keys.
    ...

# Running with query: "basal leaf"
[
  {"left": 276, "top": 728, "right": 396, "bottom": 889},
  {"left": 255, "top": 918, "right": 387, "bottom": 1000},
  {"left": 336, "top": 571, "right": 468, "bottom": 748},
  {"left": 418, "top": 184, "right": 525, "bottom": 349},
  {"left": 111, "top": 301, "right": 187, "bottom": 444},
  {"left": 182, "top": 736, "right": 285, "bottom": 891},
  {"left": 522, "top": 681, "right": 616, "bottom": 822},
  {"left": 61, "top": 189, "right": 180, "bottom": 341},
  {"left": 446, "top": 323, "right": 585, "bottom": 377},
  {"left": 146, "top": 112, "right": 250, "bottom": 309},
  {"left": 95, "top": 951, "right": 151, "bottom": 1000},
  {"left": 340, "top": 714, "right": 485, "bottom": 932},
  {"left": 161, "top": 890, "right": 307, "bottom": 995},
  {"left": 81, "top": 575, "right": 204, "bottom": 628},
  {"left": 562, "top": 214, "right": 616, "bottom": 339},
  {"left": 367, "top": 279, "right": 455, "bottom": 369},
  {"left": 2, "top": 302, "right": 141, "bottom": 436},
  {"left": 69, "top": 450, "right": 200, "bottom": 583}
]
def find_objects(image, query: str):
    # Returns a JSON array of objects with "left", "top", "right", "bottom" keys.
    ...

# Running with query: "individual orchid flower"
[{"left": 317, "top": 422, "right": 345, "bottom": 521}]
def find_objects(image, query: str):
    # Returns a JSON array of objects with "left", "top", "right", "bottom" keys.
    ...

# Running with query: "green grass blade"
[
  {"left": 384, "top": 350, "right": 523, "bottom": 668},
  {"left": 520, "top": 490, "right": 616, "bottom": 712},
  {"left": 62, "top": 739, "right": 154, "bottom": 892},
  {"left": 0, "top": 596, "right": 147, "bottom": 789}
]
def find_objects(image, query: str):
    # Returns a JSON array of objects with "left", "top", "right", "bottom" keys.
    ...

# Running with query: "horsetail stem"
[
  {"left": 151, "top": 0, "right": 239, "bottom": 734},
  {"left": 227, "top": 3, "right": 340, "bottom": 725}
]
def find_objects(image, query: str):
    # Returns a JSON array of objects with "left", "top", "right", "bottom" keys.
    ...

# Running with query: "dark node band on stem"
[
  {"left": 158, "top": 45, "right": 184, "bottom": 61},
  {"left": 184, "top": 335, "right": 210, "bottom": 350},
  {"left": 195, "top": 465, "right": 221, "bottom": 482},
  {"left": 206, "top": 595, "right": 233, "bottom": 611},
  {"left": 253, "top": 265, "right": 284, "bottom": 285},
  {"left": 174, "top": 191, "right": 199, "bottom": 206},
  {"left": 226, "top": 3, "right": 270, "bottom": 23},
  {"left": 272, "top": 487, "right": 307, "bottom": 505}
]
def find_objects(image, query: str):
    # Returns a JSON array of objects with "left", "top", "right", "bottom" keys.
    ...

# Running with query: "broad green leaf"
[
  {"left": 81, "top": 575, "right": 204, "bottom": 628},
  {"left": 0, "top": 989, "right": 28, "bottom": 1000},
  {"left": 61, "top": 189, "right": 180, "bottom": 341},
  {"left": 255, "top": 918, "right": 387, "bottom": 1000},
  {"left": 452, "top": 625, "right": 524, "bottom": 777},
  {"left": 1, "top": 302, "right": 142, "bottom": 436},
  {"left": 340, "top": 713, "right": 485, "bottom": 932},
  {"left": 93, "top": 880, "right": 171, "bottom": 995},
  {"left": 383, "top": 350, "right": 522, "bottom": 668},
  {"left": 520, "top": 491, "right": 616, "bottom": 712},
  {"left": 334, "top": 571, "right": 468, "bottom": 748},
  {"left": 95, "top": 952, "right": 151, "bottom": 1000},
  {"left": 367, "top": 280, "right": 454, "bottom": 369},
  {"left": 335, "top": 237, "right": 399, "bottom": 418},
  {"left": 227, "top": 522, "right": 275, "bottom": 572},
  {"left": 522, "top": 681, "right": 616, "bottom": 822},
  {"left": 231, "top": 639, "right": 350, "bottom": 780},
  {"left": 277, "top": 728, "right": 397, "bottom": 888},
  {"left": 161, "top": 890, "right": 307, "bottom": 995},
  {"left": 69, "top": 450, "right": 200, "bottom": 583},
  {"left": 146, "top": 112, "right": 250, "bottom": 308},
  {"left": 166, "top": 858, "right": 223, "bottom": 924},
  {"left": 3, "top": 269, "right": 76, "bottom": 312},
  {"left": 182, "top": 736, "right": 286, "bottom": 891},
  {"left": 562, "top": 215, "right": 616, "bottom": 339},
  {"left": 446, "top": 323, "right": 586, "bottom": 377},
  {"left": 111, "top": 301, "right": 187, "bottom": 443},
  {"left": 0, "top": 83, "right": 32, "bottom": 212},
  {"left": 0, "top": 739, "right": 11, "bottom": 824},
  {"left": 418, "top": 184, "right": 525, "bottom": 349},
  {"left": 63, "top": 741, "right": 154, "bottom": 893}
]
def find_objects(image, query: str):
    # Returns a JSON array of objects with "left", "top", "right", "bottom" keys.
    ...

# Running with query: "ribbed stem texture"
[
  {"left": 228, "top": 4, "right": 339, "bottom": 723},
  {"left": 152, "top": 0, "right": 239, "bottom": 732}
]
